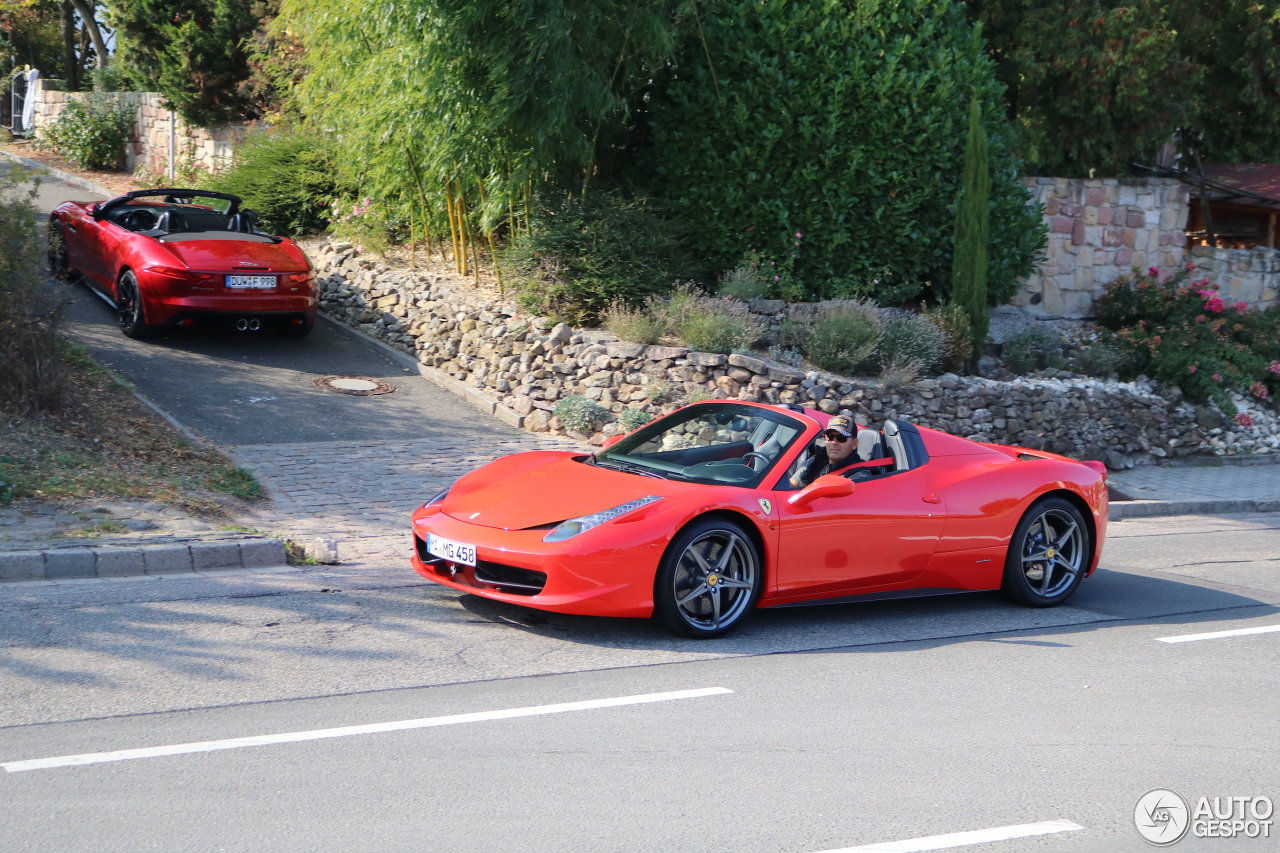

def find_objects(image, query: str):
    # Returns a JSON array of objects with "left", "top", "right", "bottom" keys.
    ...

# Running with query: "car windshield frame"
[{"left": 590, "top": 402, "right": 809, "bottom": 488}]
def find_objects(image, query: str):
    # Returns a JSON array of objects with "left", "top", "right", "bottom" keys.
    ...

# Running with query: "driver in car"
[{"left": 790, "top": 415, "right": 860, "bottom": 488}]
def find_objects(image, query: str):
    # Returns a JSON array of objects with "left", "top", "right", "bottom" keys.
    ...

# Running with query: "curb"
[
  {"left": 1110, "top": 498, "right": 1280, "bottom": 520},
  {"left": 0, "top": 149, "right": 116, "bottom": 198},
  {"left": 0, "top": 537, "right": 289, "bottom": 584},
  {"left": 316, "top": 312, "right": 531, "bottom": 430}
]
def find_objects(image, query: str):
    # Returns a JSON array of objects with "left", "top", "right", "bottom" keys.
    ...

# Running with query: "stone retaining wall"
[
  {"left": 310, "top": 241, "right": 1280, "bottom": 466},
  {"left": 29, "top": 80, "right": 246, "bottom": 175},
  {"left": 1188, "top": 244, "right": 1280, "bottom": 307},
  {"left": 1014, "top": 177, "right": 1190, "bottom": 318}
]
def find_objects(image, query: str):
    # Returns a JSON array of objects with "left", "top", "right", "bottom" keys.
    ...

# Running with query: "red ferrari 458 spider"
[
  {"left": 411, "top": 401, "right": 1109, "bottom": 638},
  {"left": 49, "top": 188, "right": 317, "bottom": 339}
]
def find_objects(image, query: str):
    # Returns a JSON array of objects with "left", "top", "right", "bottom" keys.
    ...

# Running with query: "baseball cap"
[{"left": 825, "top": 415, "right": 855, "bottom": 437}]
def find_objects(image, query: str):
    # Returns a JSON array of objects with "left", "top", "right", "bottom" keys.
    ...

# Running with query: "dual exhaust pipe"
[{"left": 235, "top": 318, "right": 262, "bottom": 331}]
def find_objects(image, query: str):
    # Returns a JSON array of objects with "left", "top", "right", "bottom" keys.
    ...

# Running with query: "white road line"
[
  {"left": 813, "top": 820, "right": 1084, "bottom": 852},
  {"left": 2, "top": 686, "right": 733, "bottom": 773},
  {"left": 1157, "top": 624, "right": 1280, "bottom": 644}
]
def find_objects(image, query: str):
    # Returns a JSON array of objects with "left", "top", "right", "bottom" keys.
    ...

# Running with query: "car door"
[
  {"left": 61, "top": 204, "right": 100, "bottom": 280},
  {"left": 773, "top": 466, "right": 946, "bottom": 599}
]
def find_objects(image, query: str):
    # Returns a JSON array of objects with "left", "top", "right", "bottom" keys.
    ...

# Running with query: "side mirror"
[
  {"left": 601, "top": 435, "right": 623, "bottom": 449},
  {"left": 86, "top": 203, "right": 100, "bottom": 218},
  {"left": 787, "top": 473, "right": 855, "bottom": 508}
]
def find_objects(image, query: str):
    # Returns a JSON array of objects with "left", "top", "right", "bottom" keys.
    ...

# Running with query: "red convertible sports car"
[
  {"left": 49, "top": 188, "right": 317, "bottom": 339},
  {"left": 411, "top": 401, "right": 1109, "bottom": 638}
]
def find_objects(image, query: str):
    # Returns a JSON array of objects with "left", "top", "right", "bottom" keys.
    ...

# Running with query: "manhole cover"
[{"left": 313, "top": 375, "right": 395, "bottom": 396}]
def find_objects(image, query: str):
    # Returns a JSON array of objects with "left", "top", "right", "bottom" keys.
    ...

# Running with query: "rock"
[
  {"left": 768, "top": 366, "right": 805, "bottom": 384},
  {"left": 301, "top": 538, "right": 340, "bottom": 565},
  {"left": 550, "top": 322, "right": 573, "bottom": 342},
  {"left": 728, "top": 353, "right": 768, "bottom": 374},
  {"left": 644, "top": 345, "right": 689, "bottom": 361},
  {"left": 977, "top": 356, "right": 1001, "bottom": 377},
  {"left": 607, "top": 343, "right": 647, "bottom": 359},
  {"left": 688, "top": 352, "right": 728, "bottom": 367},
  {"left": 748, "top": 298, "right": 786, "bottom": 315},
  {"left": 1195, "top": 405, "right": 1225, "bottom": 430}
]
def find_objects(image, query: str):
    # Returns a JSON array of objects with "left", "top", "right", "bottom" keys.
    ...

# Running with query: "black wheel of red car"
[
  {"left": 655, "top": 517, "right": 762, "bottom": 639},
  {"left": 116, "top": 271, "right": 157, "bottom": 340},
  {"left": 278, "top": 318, "right": 315, "bottom": 339},
  {"left": 1002, "top": 497, "right": 1090, "bottom": 607},
  {"left": 47, "top": 220, "right": 69, "bottom": 279}
]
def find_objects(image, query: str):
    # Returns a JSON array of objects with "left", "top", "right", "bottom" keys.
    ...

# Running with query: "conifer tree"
[{"left": 951, "top": 97, "right": 991, "bottom": 363}]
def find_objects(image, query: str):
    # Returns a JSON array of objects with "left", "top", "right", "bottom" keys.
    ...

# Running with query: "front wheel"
[
  {"left": 117, "top": 271, "right": 157, "bottom": 340},
  {"left": 1001, "top": 497, "right": 1090, "bottom": 607},
  {"left": 654, "top": 517, "right": 762, "bottom": 639}
]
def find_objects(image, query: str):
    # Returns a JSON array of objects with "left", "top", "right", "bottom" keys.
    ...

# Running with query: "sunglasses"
[{"left": 822, "top": 431, "right": 852, "bottom": 443}]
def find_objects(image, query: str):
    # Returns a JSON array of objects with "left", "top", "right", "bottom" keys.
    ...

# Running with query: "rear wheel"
[
  {"left": 116, "top": 271, "right": 157, "bottom": 340},
  {"left": 654, "top": 517, "right": 762, "bottom": 639},
  {"left": 1001, "top": 497, "right": 1090, "bottom": 606},
  {"left": 48, "top": 220, "right": 69, "bottom": 279}
]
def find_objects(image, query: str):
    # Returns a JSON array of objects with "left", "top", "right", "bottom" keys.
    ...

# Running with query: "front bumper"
[{"left": 409, "top": 508, "right": 671, "bottom": 618}]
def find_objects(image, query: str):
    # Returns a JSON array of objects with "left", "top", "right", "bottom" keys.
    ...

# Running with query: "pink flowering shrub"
[{"left": 1097, "top": 266, "right": 1280, "bottom": 415}]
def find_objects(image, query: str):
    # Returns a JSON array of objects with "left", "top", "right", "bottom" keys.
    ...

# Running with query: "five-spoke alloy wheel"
[
  {"left": 116, "top": 271, "right": 157, "bottom": 339},
  {"left": 1002, "top": 497, "right": 1090, "bottom": 606},
  {"left": 655, "top": 517, "right": 762, "bottom": 638}
]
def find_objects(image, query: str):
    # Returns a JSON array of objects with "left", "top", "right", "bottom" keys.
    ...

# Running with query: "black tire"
[
  {"left": 279, "top": 318, "right": 315, "bottom": 339},
  {"left": 48, "top": 220, "right": 70, "bottom": 280},
  {"left": 116, "top": 271, "right": 157, "bottom": 340},
  {"left": 1001, "top": 497, "right": 1090, "bottom": 607},
  {"left": 654, "top": 517, "right": 762, "bottom": 639}
]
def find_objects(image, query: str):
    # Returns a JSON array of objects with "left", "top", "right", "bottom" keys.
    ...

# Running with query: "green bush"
[
  {"left": 875, "top": 313, "right": 947, "bottom": 374},
  {"left": 603, "top": 299, "right": 665, "bottom": 345},
  {"left": 923, "top": 304, "right": 974, "bottom": 373},
  {"left": 717, "top": 257, "right": 770, "bottom": 302},
  {"left": 1073, "top": 344, "right": 1125, "bottom": 378},
  {"left": 1002, "top": 326, "right": 1065, "bottom": 375},
  {"left": 553, "top": 394, "right": 608, "bottom": 434},
  {"left": 40, "top": 97, "right": 133, "bottom": 170},
  {"left": 204, "top": 126, "right": 339, "bottom": 236},
  {"left": 804, "top": 302, "right": 882, "bottom": 376},
  {"left": 618, "top": 408, "right": 654, "bottom": 432},
  {"left": 641, "top": 0, "right": 1044, "bottom": 304},
  {"left": 1, "top": 170, "right": 67, "bottom": 417},
  {"left": 1097, "top": 267, "right": 1280, "bottom": 414},
  {"left": 665, "top": 287, "right": 764, "bottom": 354},
  {"left": 506, "top": 190, "right": 702, "bottom": 325}
]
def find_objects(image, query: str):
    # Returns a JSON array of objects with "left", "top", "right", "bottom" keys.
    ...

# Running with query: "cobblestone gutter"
[{"left": 310, "top": 241, "right": 1280, "bottom": 467}]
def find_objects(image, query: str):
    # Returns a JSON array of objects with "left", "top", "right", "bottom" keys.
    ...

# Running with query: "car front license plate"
[
  {"left": 226, "top": 275, "right": 276, "bottom": 289},
  {"left": 427, "top": 533, "right": 476, "bottom": 567}
]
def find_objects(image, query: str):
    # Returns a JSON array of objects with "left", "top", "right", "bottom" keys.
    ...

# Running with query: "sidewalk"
[{"left": 1107, "top": 458, "right": 1280, "bottom": 519}]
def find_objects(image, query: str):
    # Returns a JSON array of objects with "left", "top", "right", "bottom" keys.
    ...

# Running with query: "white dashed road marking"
[
  {"left": 1156, "top": 624, "right": 1280, "bottom": 643},
  {"left": 812, "top": 819, "right": 1085, "bottom": 852},
  {"left": 2, "top": 687, "right": 734, "bottom": 773}
]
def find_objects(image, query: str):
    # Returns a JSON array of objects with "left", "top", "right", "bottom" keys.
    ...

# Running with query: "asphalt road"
[{"left": 1, "top": 513, "right": 1278, "bottom": 852}]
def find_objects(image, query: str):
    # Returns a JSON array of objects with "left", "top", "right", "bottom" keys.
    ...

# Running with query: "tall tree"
[
  {"left": 108, "top": 0, "right": 257, "bottom": 125},
  {"left": 952, "top": 97, "right": 992, "bottom": 360}
]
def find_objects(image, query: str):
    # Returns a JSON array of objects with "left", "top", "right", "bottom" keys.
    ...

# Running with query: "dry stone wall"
[
  {"left": 311, "top": 241, "right": 1280, "bottom": 467},
  {"left": 29, "top": 80, "right": 246, "bottom": 175}
]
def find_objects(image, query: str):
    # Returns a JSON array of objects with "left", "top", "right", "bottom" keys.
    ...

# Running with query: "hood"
[
  {"left": 156, "top": 239, "right": 307, "bottom": 273},
  {"left": 442, "top": 451, "right": 680, "bottom": 530}
]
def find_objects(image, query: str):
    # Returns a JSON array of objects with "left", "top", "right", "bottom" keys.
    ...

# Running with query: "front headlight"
[{"left": 543, "top": 496, "right": 663, "bottom": 542}]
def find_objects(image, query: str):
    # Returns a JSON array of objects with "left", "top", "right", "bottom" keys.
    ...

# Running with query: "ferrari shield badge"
[{"left": 758, "top": 499, "right": 772, "bottom": 515}]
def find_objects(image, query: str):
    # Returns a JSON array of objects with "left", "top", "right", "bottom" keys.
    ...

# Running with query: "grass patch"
[
  {"left": 0, "top": 341, "right": 265, "bottom": 513},
  {"left": 63, "top": 520, "right": 129, "bottom": 537},
  {"left": 206, "top": 467, "right": 265, "bottom": 500}
]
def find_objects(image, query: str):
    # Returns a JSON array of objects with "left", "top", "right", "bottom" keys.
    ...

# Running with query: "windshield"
[{"left": 593, "top": 403, "right": 806, "bottom": 487}]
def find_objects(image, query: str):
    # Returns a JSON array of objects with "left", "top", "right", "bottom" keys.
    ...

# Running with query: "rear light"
[
  {"left": 286, "top": 272, "right": 316, "bottom": 284},
  {"left": 148, "top": 266, "right": 214, "bottom": 283}
]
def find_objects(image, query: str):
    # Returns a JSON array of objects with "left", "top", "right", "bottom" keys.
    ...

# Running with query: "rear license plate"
[
  {"left": 427, "top": 533, "right": 476, "bottom": 567},
  {"left": 226, "top": 275, "right": 276, "bottom": 289}
]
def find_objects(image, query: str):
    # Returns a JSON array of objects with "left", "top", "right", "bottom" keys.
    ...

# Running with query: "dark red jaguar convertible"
[{"left": 49, "top": 188, "right": 317, "bottom": 339}]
